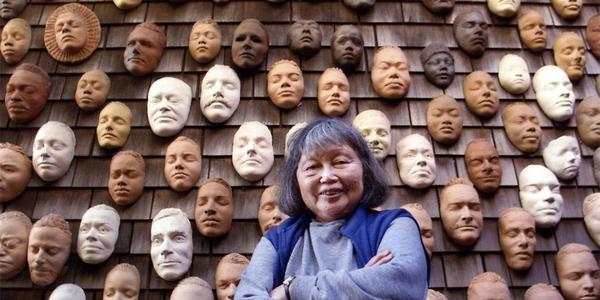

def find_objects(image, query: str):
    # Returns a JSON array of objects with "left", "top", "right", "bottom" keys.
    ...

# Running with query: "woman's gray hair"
[{"left": 279, "top": 118, "right": 389, "bottom": 217}]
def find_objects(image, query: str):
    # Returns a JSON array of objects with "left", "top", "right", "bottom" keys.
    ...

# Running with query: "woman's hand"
[
  {"left": 270, "top": 284, "right": 287, "bottom": 300},
  {"left": 365, "top": 250, "right": 393, "bottom": 267}
]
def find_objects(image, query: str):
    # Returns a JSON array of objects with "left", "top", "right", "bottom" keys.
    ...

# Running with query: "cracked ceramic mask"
[
  {"left": 77, "top": 204, "right": 120, "bottom": 264},
  {"left": 97, "top": 101, "right": 132, "bottom": 149},
  {"left": 27, "top": 214, "right": 71, "bottom": 287},
  {"left": 331, "top": 25, "right": 363, "bottom": 70},
  {"left": 343, "top": 0, "right": 375, "bottom": 10},
  {"left": 231, "top": 19, "right": 268, "bottom": 70},
  {"left": 587, "top": 14, "right": 600, "bottom": 58},
  {"left": 258, "top": 185, "right": 289, "bottom": 234},
  {"left": 453, "top": 11, "right": 488, "bottom": 57},
  {"left": 524, "top": 283, "right": 564, "bottom": 300},
  {"left": 150, "top": 208, "right": 193, "bottom": 281},
  {"left": 533, "top": 65, "right": 575, "bottom": 122},
  {"left": 0, "top": 0, "right": 25, "bottom": 19},
  {"left": 232, "top": 121, "right": 274, "bottom": 182},
  {"left": 371, "top": 46, "right": 411, "bottom": 99},
  {"left": 553, "top": 32, "right": 586, "bottom": 82},
  {"left": 352, "top": 110, "right": 391, "bottom": 161},
  {"left": 440, "top": 178, "right": 483, "bottom": 247},
  {"left": 170, "top": 277, "right": 213, "bottom": 300},
  {"left": 498, "top": 208, "right": 536, "bottom": 271},
  {"left": 517, "top": 10, "right": 547, "bottom": 52},
  {"left": 576, "top": 96, "right": 600, "bottom": 148},
  {"left": 543, "top": 136, "right": 581, "bottom": 180},
  {"left": 0, "top": 143, "right": 31, "bottom": 203},
  {"left": 552, "top": 0, "right": 582, "bottom": 20},
  {"left": 215, "top": 253, "right": 249, "bottom": 300},
  {"left": 200, "top": 64, "right": 241, "bottom": 124},
  {"left": 147, "top": 77, "right": 192, "bottom": 137},
  {"left": 467, "top": 272, "right": 512, "bottom": 300},
  {"left": 317, "top": 67, "right": 350, "bottom": 117},
  {"left": 396, "top": 134, "right": 436, "bottom": 189},
  {"left": 401, "top": 203, "right": 434, "bottom": 257},
  {"left": 267, "top": 60, "right": 304, "bottom": 109},
  {"left": 103, "top": 263, "right": 140, "bottom": 300},
  {"left": 49, "top": 284, "right": 85, "bottom": 300},
  {"left": 124, "top": 23, "right": 166, "bottom": 76},
  {"left": 5, "top": 63, "right": 51, "bottom": 124},
  {"left": 285, "top": 122, "right": 307, "bottom": 157},
  {"left": 288, "top": 19, "right": 321, "bottom": 57},
  {"left": 113, "top": 0, "right": 142, "bottom": 10},
  {"left": 33, "top": 121, "right": 76, "bottom": 182},
  {"left": 1, "top": 18, "right": 31, "bottom": 65},
  {"left": 189, "top": 19, "right": 222, "bottom": 64},
  {"left": 164, "top": 136, "right": 202, "bottom": 192},
  {"left": 420, "top": 43, "right": 454, "bottom": 89},
  {"left": 556, "top": 243, "right": 600, "bottom": 300},
  {"left": 498, "top": 54, "right": 530, "bottom": 95},
  {"left": 108, "top": 150, "right": 145, "bottom": 206},
  {"left": 463, "top": 71, "right": 499, "bottom": 118},
  {"left": 422, "top": 0, "right": 454, "bottom": 15},
  {"left": 519, "top": 164, "right": 563, "bottom": 229},
  {"left": 488, "top": 0, "right": 520, "bottom": 18},
  {"left": 194, "top": 178, "right": 234, "bottom": 238},
  {"left": 464, "top": 139, "right": 501, "bottom": 194},
  {"left": 76, "top": 69, "right": 110, "bottom": 111},
  {"left": 584, "top": 193, "right": 600, "bottom": 247},
  {"left": 0, "top": 211, "right": 31, "bottom": 280},
  {"left": 502, "top": 103, "right": 541, "bottom": 153},
  {"left": 427, "top": 94, "right": 463, "bottom": 145}
]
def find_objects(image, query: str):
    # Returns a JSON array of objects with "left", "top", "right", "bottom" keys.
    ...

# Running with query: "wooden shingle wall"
[{"left": 1, "top": 0, "right": 600, "bottom": 299}]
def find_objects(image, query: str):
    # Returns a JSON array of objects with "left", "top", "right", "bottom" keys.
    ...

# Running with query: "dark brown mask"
[
  {"left": 5, "top": 64, "right": 50, "bottom": 124},
  {"left": 331, "top": 25, "right": 364, "bottom": 70},
  {"left": 453, "top": 11, "right": 488, "bottom": 57}
]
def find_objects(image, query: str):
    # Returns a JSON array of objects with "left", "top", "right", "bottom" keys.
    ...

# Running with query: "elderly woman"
[{"left": 236, "top": 118, "right": 429, "bottom": 299}]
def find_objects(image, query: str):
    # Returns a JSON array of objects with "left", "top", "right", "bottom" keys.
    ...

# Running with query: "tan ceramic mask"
[
  {"left": 164, "top": 136, "right": 202, "bottom": 192},
  {"left": 258, "top": 185, "right": 289, "bottom": 234},
  {"left": 194, "top": 179, "right": 234, "bottom": 238},
  {"left": 76, "top": 69, "right": 110, "bottom": 111},
  {"left": 215, "top": 253, "right": 249, "bottom": 300},
  {"left": 352, "top": 110, "right": 391, "bottom": 161},
  {"left": 103, "top": 263, "right": 140, "bottom": 300},
  {"left": 231, "top": 19, "right": 268, "bottom": 70},
  {"left": 331, "top": 25, "right": 364, "bottom": 70},
  {"left": 232, "top": 121, "right": 274, "bottom": 182},
  {"left": 498, "top": 54, "right": 531, "bottom": 95},
  {"left": 576, "top": 96, "right": 600, "bottom": 148},
  {"left": 124, "top": 23, "right": 166, "bottom": 76},
  {"left": 1, "top": 18, "right": 31, "bottom": 65},
  {"left": 170, "top": 277, "right": 214, "bottom": 300},
  {"left": 343, "top": 0, "right": 375, "bottom": 10},
  {"left": 371, "top": 46, "right": 411, "bottom": 99},
  {"left": 427, "top": 94, "right": 463, "bottom": 145},
  {"left": 498, "top": 208, "right": 536, "bottom": 271},
  {"left": 5, "top": 63, "right": 51, "bottom": 124},
  {"left": 0, "top": 211, "right": 31, "bottom": 279},
  {"left": 396, "top": 134, "right": 436, "bottom": 189},
  {"left": 0, "top": 0, "right": 26, "bottom": 19},
  {"left": 533, "top": 65, "right": 575, "bottom": 122},
  {"left": 33, "top": 121, "right": 76, "bottom": 182},
  {"left": 488, "top": 0, "right": 520, "bottom": 17},
  {"left": 401, "top": 203, "right": 434, "bottom": 257},
  {"left": 422, "top": 0, "right": 455, "bottom": 15},
  {"left": 28, "top": 214, "right": 71, "bottom": 287},
  {"left": 502, "top": 103, "right": 541, "bottom": 153},
  {"left": 151, "top": 208, "right": 193, "bottom": 281},
  {"left": 109, "top": 151, "right": 145, "bottom": 206},
  {"left": 440, "top": 179, "right": 483, "bottom": 247},
  {"left": 288, "top": 19, "right": 322, "bottom": 57},
  {"left": 318, "top": 68, "right": 350, "bottom": 117},
  {"left": 552, "top": 0, "right": 582, "bottom": 20},
  {"left": 267, "top": 60, "right": 304, "bottom": 109},
  {"left": 583, "top": 193, "right": 600, "bottom": 247},
  {"left": 200, "top": 64, "right": 241, "bottom": 124},
  {"left": 453, "top": 11, "right": 488, "bottom": 57},
  {"left": 189, "top": 20, "right": 222, "bottom": 64},
  {"left": 464, "top": 139, "right": 501, "bottom": 194},
  {"left": 77, "top": 204, "right": 120, "bottom": 264},
  {"left": 543, "top": 136, "right": 581, "bottom": 180},
  {"left": 0, "top": 143, "right": 31, "bottom": 203},
  {"left": 49, "top": 283, "right": 85, "bottom": 300},
  {"left": 524, "top": 284, "right": 564, "bottom": 300},
  {"left": 467, "top": 272, "right": 512, "bottom": 300},
  {"left": 518, "top": 10, "right": 547, "bottom": 52},
  {"left": 421, "top": 43, "right": 455, "bottom": 89},
  {"left": 427, "top": 289, "right": 448, "bottom": 300},
  {"left": 113, "top": 0, "right": 142, "bottom": 10},
  {"left": 587, "top": 15, "right": 600, "bottom": 58},
  {"left": 97, "top": 101, "right": 132, "bottom": 149},
  {"left": 519, "top": 164, "right": 563, "bottom": 229},
  {"left": 463, "top": 71, "right": 499, "bottom": 118},
  {"left": 553, "top": 32, "right": 586, "bottom": 82},
  {"left": 556, "top": 243, "right": 600, "bottom": 300}
]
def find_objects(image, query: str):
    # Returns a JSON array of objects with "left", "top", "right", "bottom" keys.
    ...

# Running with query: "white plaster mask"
[
  {"left": 488, "top": 0, "right": 521, "bottom": 18},
  {"left": 519, "top": 164, "right": 564, "bottom": 229},
  {"left": 113, "top": 0, "right": 142, "bottom": 10},
  {"left": 33, "top": 121, "right": 76, "bottom": 182},
  {"left": 498, "top": 54, "right": 531, "bottom": 95},
  {"left": 533, "top": 65, "right": 575, "bottom": 122},
  {"left": 150, "top": 208, "right": 193, "bottom": 281},
  {"left": 77, "top": 204, "right": 120, "bottom": 264},
  {"left": 584, "top": 193, "right": 600, "bottom": 247},
  {"left": 542, "top": 136, "right": 581, "bottom": 181},
  {"left": 200, "top": 64, "right": 240, "bottom": 124},
  {"left": 147, "top": 77, "right": 192, "bottom": 137},
  {"left": 232, "top": 121, "right": 274, "bottom": 182},
  {"left": 396, "top": 134, "right": 436, "bottom": 189},
  {"left": 352, "top": 110, "right": 391, "bottom": 161},
  {"left": 49, "top": 283, "right": 86, "bottom": 300}
]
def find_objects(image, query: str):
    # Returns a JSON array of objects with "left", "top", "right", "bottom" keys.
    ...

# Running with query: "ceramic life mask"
[
  {"left": 524, "top": 284, "right": 565, "bottom": 300},
  {"left": 284, "top": 122, "right": 307, "bottom": 157},
  {"left": 587, "top": 15, "right": 600, "bottom": 58},
  {"left": 556, "top": 243, "right": 600, "bottom": 300},
  {"left": 28, "top": 214, "right": 71, "bottom": 287},
  {"left": 33, "top": 121, "right": 76, "bottom": 182},
  {"left": 49, "top": 284, "right": 85, "bottom": 300},
  {"left": 189, "top": 19, "right": 222, "bottom": 64},
  {"left": 147, "top": 77, "right": 192, "bottom": 137},
  {"left": 488, "top": 0, "right": 520, "bottom": 17},
  {"left": 519, "top": 165, "right": 563, "bottom": 229},
  {"left": 552, "top": 0, "right": 582, "bottom": 20},
  {"left": 317, "top": 68, "right": 350, "bottom": 117},
  {"left": 583, "top": 193, "right": 600, "bottom": 247},
  {"left": 518, "top": 10, "right": 547, "bottom": 52},
  {"left": 108, "top": 151, "right": 145, "bottom": 206},
  {"left": 0, "top": 211, "right": 31, "bottom": 279},
  {"left": 428, "top": 289, "right": 448, "bottom": 300},
  {"left": 331, "top": 25, "right": 363, "bottom": 70},
  {"left": 371, "top": 46, "right": 411, "bottom": 99},
  {"left": 498, "top": 54, "right": 531, "bottom": 95},
  {"left": 5, "top": 63, "right": 51, "bottom": 124},
  {"left": 464, "top": 139, "right": 501, "bottom": 194},
  {"left": 498, "top": 208, "right": 536, "bottom": 271},
  {"left": 596, "top": 148, "right": 600, "bottom": 187},
  {"left": 1, "top": 18, "right": 31, "bottom": 64},
  {"left": 352, "top": 110, "right": 391, "bottom": 160},
  {"left": 502, "top": 103, "right": 541, "bottom": 153},
  {"left": 124, "top": 23, "right": 166, "bottom": 76},
  {"left": 200, "top": 64, "right": 241, "bottom": 124},
  {"left": 76, "top": 69, "right": 110, "bottom": 111},
  {"left": 194, "top": 179, "right": 234, "bottom": 238},
  {"left": 0, "top": 143, "right": 31, "bottom": 203},
  {"left": 0, "top": 0, "right": 25, "bottom": 19},
  {"left": 467, "top": 272, "right": 512, "bottom": 300},
  {"left": 553, "top": 32, "right": 586, "bottom": 82},
  {"left": 422, "top": 0, "right": 455, "bottom": 15},
  {"left": 231, "top": 19, "right": 268, "bottom": 70},
  {"left": 401, "top": 203, "right": 434, "bottom": 257},
  {"left": 440, "top": 179, "right": 483, "bottom": 247},
  {"left": 170, "top": 277, "right": 214, "bottom": 300},
  {"left": 103, "top": 263, "right": 140, "bottom": 300},
  {"left": 215, "top": 253, "right": 249, "bottom": 300},
  {"left": 576, "top": 96, "right": 600, "bottom": 148},
  {"left": 113, "top": 0, "right": 142, "bottom": 10},
  {"left": 427, "top": 94, "right": 463, "bottom": 145},
  {"left": 164, "top": 136, "right": 201, "bottom": 192},
  {"left": 53, "top": 11, "right": 87, "bottom": 54},
  {"left": 150, "top": 208, "right": 193, "bottom": 281},
  {"left": 267, "top": 60, "right": 304, "bottom": 109},
  {"left": 396, "top": 134, "right": 436, "bottom": 189},
  {"left": 232, "top": 121, "right": 274, "bottom": 182},
  {"left": 97, "top": 101, "right": 132, "bottom": 149},
  {"left": 543, "top": 136, "right": 581, "bottom": 180},
  {"left": 533, "top": 65, "right": 575, "bottom": 122},
  {"left": 258, "top": 185, "right": 289, "bottom": 234},
  {"left": 288, "top": 19, "right": 321, "bottom": 57},
  {"left": 343, "top": 0, "right": 375, "bottom": 10},
  {"left": 463, "top": 71, "right": 499, "bottom": 118},
  {"left": 77, "top": 204, "right": 120, "bottom": 264},
  {"left": 453, "top": 11, "right": 488, "bottom": 57},
  {"left": 420, "top": 43, "right": 455, "bottom": 89}
]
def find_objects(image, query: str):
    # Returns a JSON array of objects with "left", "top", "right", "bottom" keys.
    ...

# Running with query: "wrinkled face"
[
  {"left": 453, "top": 12, "right": 488, "bottom": 57},
  {"left": 76, "top": 70, "right": 110, "bottom": 111},
  {"left": 200, "top": 65, "right": 240, "bottom": 124},
  {"left": 103, "top": 269, "right": 140, "bottom": 300},
  {"left": 232, "top": 122, "right": 274, "bottom": 182},
  {"left": 403, "top": 206, "right": 434, "bottom": 257},
  {"left": 554, "top": 33, "right": 586, "bottom": 82},
  {"left": 0, "top": 217, "right": 29, "bottom": 279},
  {"left": 464, "top": 71, "right": 499, "bottom": 118},
  {"left": 426, "top": 95, "right": 463, "bottom": 145},
  {"left": 422, "top": 0, "right": 455, "bottom": 15},
  {"left": 499, "top": 210, "right": 536, "bottom": 271},
  {"left": 331, "top": 25, "right": 363, "bottom": 70},
  {"left": 164, "top": 139, "right": 201, "bottom": 192},
  {"left": 288, "top": 20, "right": 321, "bottom": 57},
  {"left": 267, "top": 62, "right": 304, "bottom": 109},
  {"left": 584, "top": 197, "right": 600, "bottom": 247},
  {"left": 317, "top": 69, "right": 350, "bottom": 117},
  {"left": 194, "top": 182, "right": 234, "bottom": 238},
  {"left": 519, "top": 166, "right": 563, "bottom": 228},
  {"left": 469, "top": 281, "right": 512, "bottom": 300},
  {"left": 150, "top": 215, "right": 193, "bottom": 281},
  {"left": 353, "top": 112, "right": 391, "bottom": 160},
  {"left": 533, "top": 66, "right": 575, "bottom": 122},
  {"left": 1, "top": 19, "right": 31, "bottom": 64},
  {"left": 0, "top": 148, "right": 31, "bottom": 203},
  {"left": 552, "top": 0, "right": 582, "bottom": 20},
  {"left": 543, "top": 137, "right": 581, "bottom": 180},
  {"left": 109, "top": 154, "right": 144, "bottom": 206},
  {"left": 423, "top": 52, "right": 455, "bottom": 88},
  {"left": 33, "top": 123, "right": 75, "bottom": 182},
  {"left": 371, "top": 47, "right": 411, "bottom": 99},
  {"left": 216, "top": 261, "right": 247, "bottom": 300},
  {"left": 231, "top": 20, "right": 268, "bottom": 69},
  {"left": 465, "top": 140, "right": 501, "bottom": 193},
  {"left": 54, "top": 12, "right": 87, "bottom": 54},
  {"left": 171, "top": 281, "right": 213, "bottom": 300},
  {"left": 0, "top": 0, "right": 26, "bottom": 19},
  {"left": 440, "top": 184, "right": 483, "bottom": 247},
  {"left": 396, "top": 134, "right": 436, "bottom": 189},
  {"left": 503, "top": 104, "right": 541, "bottom": 153},
  {"left": 147, "top": 78, "right": 191, "bottom": 137},
  {"left": 189, "top": 23, "right": 221, "bottom": 64},
  {"left": 488, "top": 0, "right": 521, "bottom": 18},
  {"left": 97, "top": 103, "right": 131, "bottom": 149},
  {"left": 258, "top": 187, "right": 289, "bottom": 234},
  {"left": 77, "top": 208, "right": 119, "bottom": 264},
  {"left": 5, "top": 70, "right": 49, "bottom": 124},
  {"left": 343, "top": 0, "right": 375, "bottom": 10},
  {"left": 576, "top": 97, "right": 600, "bottom": 148},
  {"left": 518, "top": 11, "right": 547, "bottom": 52},
  {"left": 113, "top": 0, "right": 142, "bottom": 9},
  {"left": 587, "top": 16, "right": 600, "bottom": 57},
  {"left": 124, "top": 27, "right": 164, "bottom": 76},
  {"left": 498, "top": 54, "right": 531, "bottom": 95},
  {"left": 557, "top": 252, "right": 600, "bottom": 300},
  {"left": 27, "top": 227, "right": 71, "bottom": 287}
]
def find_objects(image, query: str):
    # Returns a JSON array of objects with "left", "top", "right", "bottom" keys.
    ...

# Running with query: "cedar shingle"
[
  {"left": 32, "top": 189, "right": 92, "bottom": 219},
  {"left": 146, "top": 2, "right": 212, "bottom": 24},
  {"left": 443, "top": 253, "right": 484, "bottom": 287},
  {"left": 214, "top": 1, "right": 290, "bottom": 23}
]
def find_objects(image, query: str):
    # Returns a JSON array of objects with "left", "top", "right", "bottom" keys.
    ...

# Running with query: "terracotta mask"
[
  {"left": 502, "top": 103, "right": 541, "bottom": 153},
  {"left": 49, "top": 283, "right": 85, "bottom": 300},
  {"left": 584, "top": 193, "right": 600, "bottom": 247},
  {"left": 343, "top": 0, "right": 375, "bottom": 10},
  {"left": 427, "top": 289, "right": 448, "bottom": 300},
  {"left": 288, "top": 19, "right": 321, "bottom": 57},
  {"left": 108, "top": 150, "right": 145, "bottom": 206},
  {"left": 587, "top": 15, "right": 600, "bottom": 58},
  {"left": 524, "top": 283, "right": 565, "bottom": 300},
  {"left": 0, "top": 211, "right": 31, "bottom": 279},
  {"left": 0, "top": 143, "right": 31, "bottom": 203},
  {"left": 543, "top": 136, "right": 581, "bottom": 180},
  {"left": 426, "top": 94, "right": 463, "bottom": 145},
  {"left": 331, "top": 25, "right": 363, "bottom": 70},
  {"left": 396, "top": 134, "right": 436, "bottom": 189},
  {"left": 285, "top": 122, "right": 307, "bottom": 157},
  {"left": 467, "top": 272, "right": 512, "bottom": 300},
  {"left": 258, "top": 185, "right": 289, "bottom": 234},
  {"left": 97, "top": 101, "right": 132, "bottom": 149},
  {"left": 552, "top": 0, "right": 582, "bottom": 20},
  {"left": 164, "top": 136, "right": 201, "bottom": 192},
  {"left": 498, "top": 54, "right": 531, "bottom": 95},
  {"left": 189, "top": 19, "right": 222, "bottom": 64},
  {"left": 553, "top": 32, "right": 586, "bottom": 82},
  {"left": 147, "top": 77, "right": 192, "bottom": 137},
  {"left": 402, "top": 203, "right": 434, "bottom": 257},
  {"left": 488, "top": 0, "right": 520, "bottom": 17},
  {"left": 76, "top": 69, "right": 110, "bottom": 111},
  {"left": 556, "top": 243, "right": 600, "bottom": 300},
  {"left": 33, "top": 121, "right": 76, "bottom": 182},
  {"left": 170, "top": 277, "right": 213, "bottom": 300},
  {"left": 577, "top": 96, "right": 600, "bottom": 148},
  {"left": 519, "top": 164, "right": 563, "bottom": 229},
  {"left": 517, "top": 10, "right": 547, "bottom": 52},
  {"left": 464, "top": 139, "right": 501, "bottom": 194},
  {"left": 596, "top": 148, "right": 600, "bottom": 188},
  {"left": 420, "top": 43, "right": 455, "bottom": 89},
  {"left": 371, "top": 46, "right": 411, "bottom": 99},
  {"left": 453, "top": 11, "right": 488, "bottom": 57},
  {"left": 317, "top": 68, "right": 350, "bottom": 117},
  {"left": 533, "top": 65, "right": 575, "bottom": 122},
  {"left": 0, "top": 0, "right": 25, "bottom": 19},
  {"left": 267, "top": 60, "right": 304, "bottom": 109},
  {"left": 28, "top": 214, "right": 71, "bottom": 287},
  {"left": 422, "top": 0, "right": 454, "bottom": 15},
  {"left": 498, "top": 208, "right": 536, "bottom": 271},
  {"left": 231, "top": 19, "right": 268, "bottom": 70},
  {"left": 103, "top": 263, "right": 140, "bottom": 300},
  {"left": 151, "top": 208, "right": 193, "bottom": 281},
  {"left": 463, "top": 71, "right": 499, "bottom": 118},
  {"left": 200, "top": 64, "right": 241, "bottom": 124},
  {"left": 215, "top": 253, "right": 249, "bottom": 300},
  {"left": 5, "top": 63, "right": 51, "bottom": 124},
  {"left": 123, "top": 23, "right": 166, "bottom": 76},
  {"left": 1, "top": 18, "right": 31, "bottom": 64},
  {"left": 352, "top": 110, "right": 391, "bottom": 161},
  {"left": 232, "top": 121, "right": 274, "bottom": 182},
  {"left": 194, "top": 178, "right": 234, "bottom": 238},
  {"left": 440, "top": 179, "right": 483, "bottom": 247},
  {"left": 113, "top": 0, "right": 142, "bottom": 10},
  {"left": 77, "top": 204, "right": 120, "bottom": 264}
]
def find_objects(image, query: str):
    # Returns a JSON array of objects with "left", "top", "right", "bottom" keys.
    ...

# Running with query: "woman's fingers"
[{"left": 365, "top": 250, "right": 393, "bottom": 267}]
